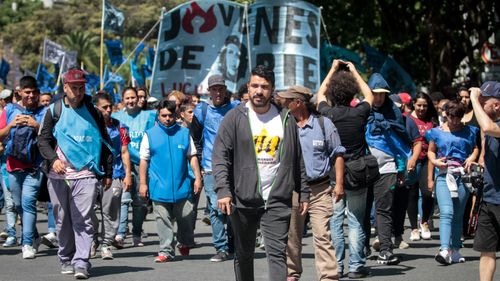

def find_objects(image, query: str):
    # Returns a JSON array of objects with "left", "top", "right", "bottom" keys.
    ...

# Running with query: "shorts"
[{"left": 473, "top": 201, "right": 500, "bottom": 252}]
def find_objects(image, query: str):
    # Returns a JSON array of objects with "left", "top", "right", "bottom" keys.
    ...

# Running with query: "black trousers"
[
  {"left": 230, "top": 206, "right": 291, "bottom": 281},
  {"left": 373, "top": 173, "right": 397, "bottom": 253}
]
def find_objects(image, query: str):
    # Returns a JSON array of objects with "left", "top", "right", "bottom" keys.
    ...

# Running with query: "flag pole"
[
  {"left": 54, "top": 55, "right": 66, "bottom": 94},
  {"left": 100, "top": 0, "right": 105, "bottom": 89}
]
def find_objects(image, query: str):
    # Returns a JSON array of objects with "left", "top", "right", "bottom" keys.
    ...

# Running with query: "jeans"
[
  {"left": 434, "top": 174, "right": 469, "bottom": 251},
  {"left": 204, "top": 173, "right": 229, "bottom": 253},
  {"left": 407, "top": 160, "right": 434, "bottom": 229},
  {"left": 153, "top": 199, "right": 194, "bottom": 258},
  {"left": 1, "top": 167, "right": 16, "bottom": 238},
  {"left": 118, "top": 166, "right": 147, "bottom": 238},
  {"left": 9, "top": 169, "right": 43, "bottom": 246},
  {"left": 47, "top": 202, "right": 56, "bottom": 233},
  {"left": 330, "top": 188, "right": 367, "bottom": 274}
]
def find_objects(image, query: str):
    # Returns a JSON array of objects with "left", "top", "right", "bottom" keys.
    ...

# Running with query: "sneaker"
[
  {"left": 435, "top": 249, "right": 452, "bottom": 265},
  {"left": 154, "top": 255, "right": 171, "bottom": 263},
  {"left": 101, "top": 246, "right": 114, "bottom": 260},
  {"left": 0, "top": 231, "right": 8, "bottom": 239},
  {"left": 61, "top": 262, "right": 74, "bottom": 275},
  {"left": 74, "top": 267, "right": 89, "bottom": 279},
  {"left": 420, "top": 222, "right": 431, "bottom": 240},
  {"left": 133, "top": 236, "right": 144, "bottom": 247},
  {"left": 348, "top": 267, "right": 370, "bottom": 279},
  {"left": 377, "top": 250, "right": 400, "bottom": 265},
  {"left": 3, "top": 236, "right": 17, "bottom": 247},
  {"left": 451, "top": 250, "right": 466, "bottom": 263},
  {"left": 210, "top": 251, "right": 228, "bottom": 262},
  {"left": 178, "top": 245, "right": 190, "bottom": 256},
  {"left": 409, "top": 229, "right": 421, "bottom": 241},
  {"left": 41, "top": 232, "right": 59, "bottom": 248},
  {"left": 90, "top": 240, "right": 98, "bottom": 258},
  {"left": 202, "top": 216, "right": 211, "bottom": 226},
  {"left": 112, "top": 235, "right": 124, "bottom": 249},
  {"left": 22, "top": 245, "right": 36, "bottom": 259},
  {"left": 394, "top": 236, "right": 410, "bottom": 249},
  {"left": 372, "top": 237, "right": 380, "bottom": 252}
]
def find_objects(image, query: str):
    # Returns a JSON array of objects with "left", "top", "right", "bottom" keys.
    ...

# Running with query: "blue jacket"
[{"left": 146, "top": 123, "right": 192, "bottom": 203}]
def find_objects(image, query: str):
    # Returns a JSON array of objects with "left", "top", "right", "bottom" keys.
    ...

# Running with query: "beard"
[{"left": 249, "top": 94, "right": 271, "bottom": 108}]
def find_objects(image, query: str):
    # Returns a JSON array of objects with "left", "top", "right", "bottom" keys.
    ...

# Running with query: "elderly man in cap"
[
  {"left": 189, "top": 74, "right": 239, "bottom": 262},
  {"left": 470, "top": 81, "right": 500, "bottom": 281},
  {"left": 0, "top": 76, "right": 47, "bottom": 259},
  {"left": 279, "top": 86, "right": 345, "bottom": 281},
  {"left": 365, "top": 73, "right": 414, "bottom": 266},
  {"left": 38, "top": 68, "right": 113, "bottom": 279}
]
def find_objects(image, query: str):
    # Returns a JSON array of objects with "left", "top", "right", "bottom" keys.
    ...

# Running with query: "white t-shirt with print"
[{"left": 246, "top": 103, "right": 283, "bottom": 201}]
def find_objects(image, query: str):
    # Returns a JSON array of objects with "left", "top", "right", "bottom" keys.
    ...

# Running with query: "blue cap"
[
  {"left": 480, "top": 81, "right": 500, "bottom": 98},
  {"left": 368, "top": 73, "right": 390, "bottom": 93}
]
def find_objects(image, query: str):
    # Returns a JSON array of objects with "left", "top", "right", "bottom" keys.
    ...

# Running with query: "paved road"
[{"left": 0, "top": 196, "right": 498, "bottom": 281}]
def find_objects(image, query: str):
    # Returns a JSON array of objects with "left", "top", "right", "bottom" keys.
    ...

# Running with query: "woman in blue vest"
[
  {"left": 112, "top": 87, "right": 157, "bottom": 247},
  {"left": 138, "top": 99, "right": 202, "bottom": 262},
  {"left": 0, "top": 76, "right": 47, "bottom": 259}
]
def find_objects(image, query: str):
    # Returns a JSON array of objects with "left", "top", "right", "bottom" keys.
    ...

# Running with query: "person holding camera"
[
  {"left": 427, "top": 100, "right": 479, "bottom": 265},
  {"left": 470, "top": 81, "right": 500, "bottom": 281},
  {"left": 317, "top": 59, "right": 373, "bottom": 278}
]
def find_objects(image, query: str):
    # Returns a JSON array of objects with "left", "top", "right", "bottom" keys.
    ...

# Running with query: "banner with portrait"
[{"left": 150, "top": 0, "right": 320, "bottom": 97}]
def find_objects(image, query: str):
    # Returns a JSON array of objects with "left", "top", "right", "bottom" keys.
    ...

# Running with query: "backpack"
[{"left": 5, "top": 104, "right": 42, "bottom": 163}]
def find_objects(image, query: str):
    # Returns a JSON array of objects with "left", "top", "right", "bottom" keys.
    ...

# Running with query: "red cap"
[
  {"left": 64, "top": 69, "right": 86, "bottom": 84},
  {"left": 398, "top": 93, "right": 412, "bottom": 105}
]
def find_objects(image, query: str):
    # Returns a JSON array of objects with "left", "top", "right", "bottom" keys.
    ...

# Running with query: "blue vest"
[
  {"left": 5, "top": 103, "right": 47, "bottom": 165},
  {"left": 146, "top": 123, "right": 191, "bottom": 203},
  {"left": 108, "top": 118, "right": 127, "bottom": 179},
  {"left": 112, "top": 109, "right": 156, "bottom": 165},
  {"left": 51, "top": 102, "right": 103, "bottom": 175}
]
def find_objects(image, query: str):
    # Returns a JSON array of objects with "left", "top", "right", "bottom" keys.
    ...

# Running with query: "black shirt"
[{"left": 318, "top": 101, "right": 371, "bottom": 159}]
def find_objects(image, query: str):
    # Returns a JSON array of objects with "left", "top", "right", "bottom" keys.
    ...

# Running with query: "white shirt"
[
  {"left": 246, "top": 103, "right": 283, "bottom": 201},
  {"left": 139, "top": 133, "right": 197, "bottom": 161}
]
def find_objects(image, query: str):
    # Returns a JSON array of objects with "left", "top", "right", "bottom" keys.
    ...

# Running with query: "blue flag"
[
  {"left": 363, "top": 44, "right": 387, "bottom": 71},
  {"left": 380, "top": 57, "right": 417, "bottom": 97},
  {"left": 36, "top": 64, "right": 57, "bottom": 93},
  {"left": 133, "top": 42, "right": 146, "bottom": 64},
  {"left": 102, "top": 65, "right": 125, "bottom": 99},
  {"left": 105, "top": 40, "right": 125, "bottom": 67},
  {"left": 320, "top": 41, "right": 365, "bottom": 80},
  {"left": 0, "top": 59, "right": 10, "bottom": 85},
  {"left": 130, "top": 60, "right": 145, "bottom": 87},
  {"left": 147, "top": 47, "right": 155, "bottom": 69},
  {"left": 103, "top": 0, "right": 125, "bottom": 34}
]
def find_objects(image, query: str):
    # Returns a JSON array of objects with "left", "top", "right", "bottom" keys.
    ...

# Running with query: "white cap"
[
  {"left": 147, "top": 96, "right": 158, "bottom": 103},
  {"left": 0, "top": 89, "right": 12, "bottom": 99}
]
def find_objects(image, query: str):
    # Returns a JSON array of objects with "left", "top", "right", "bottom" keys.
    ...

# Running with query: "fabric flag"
[
  {"left": 147, "top": 47, "right": 155, "bottom": 70},
  {"left": 133, "top": 42, "right": 146, "bottom": 64},
  {"left": 43, "top": 39, "right": 66, "bottom": 64},
  {"left": 130, "top": 60, "right": 145, "bottom": 87},
  {"left": 380, "top": 57, "right": 417, "bottom": 97},
  {"left": 105, "top": 40, "right": 125, "bottom": 66},
  {"left": 363, "top": 44, "right": 387, "bottom": 72},
  {"left": 320, "top": 41, "right": 365, "bottom": 80},
  {"left": 85, "top": 73, "right": 100, "bottom": 96},
  {"left": 103, "top": 0, "right": 125, "bottom": 34},
  {"left": 102, "top": 65, "right": 125, "bottom": 97},
  {"left": 36, "top": 64, "right": 57, "bottom": 93},
  {"left": 0, "top": 58, "right": 10, "bottom": 85}
]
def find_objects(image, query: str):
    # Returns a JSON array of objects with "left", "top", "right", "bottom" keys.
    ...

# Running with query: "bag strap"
[{"left": 52, "top": 99, "right": 63, "bottom": 124}]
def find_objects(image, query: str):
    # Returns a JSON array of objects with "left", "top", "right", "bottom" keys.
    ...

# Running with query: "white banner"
[
  {"left": 43, "top": 39, "right": 78, "bottom": 72},
  {"left": 151, "top": 0, "right": 320, "bottom": 97}
]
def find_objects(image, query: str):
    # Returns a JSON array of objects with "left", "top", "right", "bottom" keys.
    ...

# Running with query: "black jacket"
[
  {"left": 212, "top": 103, "right": 309, "bottom": 209},
  {"left": 37, "top": 95, "right": 113, "bottom": 179}
]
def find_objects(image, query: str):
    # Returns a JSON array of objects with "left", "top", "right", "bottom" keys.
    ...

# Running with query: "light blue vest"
[
  {"left": 146, "top": 123, "right": 191, "bottom": 203},
  {"left": 51, "top": 102, "right": 103, "bottom": 175},
  {"left": 112, "top": 109, "right": 156, "bottom": 165}
]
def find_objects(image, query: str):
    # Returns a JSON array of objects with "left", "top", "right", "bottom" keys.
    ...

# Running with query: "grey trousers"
[
  {"left": 153, "top": 199, "right": 194, "bottom": 258},
  {"left": 48, "top": 177, "right": 97, "bottom": 270},
  {"left": 230, "top": 206, "right": 291, "bottom": 281},
  {"left": 91, "top": 179, "right": 123, "bottom": 245}
]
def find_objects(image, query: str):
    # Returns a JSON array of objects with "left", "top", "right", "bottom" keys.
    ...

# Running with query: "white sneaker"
[
  {"left": 451, "top": 250, "right": 466, "bottom": 263},
  {"left": 22, "top": 245, "right": 36, "bottom": 259},
  {"left": 409, "top": 229, "right": 420, "bottom": 241},
  {"left": 420, "top": 223, "right": 431, "bottom": 240},
  {"left": 435, "top": 249, "right": 451, "bottom": 265}
]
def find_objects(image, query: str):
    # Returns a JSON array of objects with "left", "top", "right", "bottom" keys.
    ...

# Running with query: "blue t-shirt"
[
  {"left": 482, "top": 120, "right": 500, "bottom": 204},
  {"left": 425, "top": 125, "right": 478, "bottom": 163}
]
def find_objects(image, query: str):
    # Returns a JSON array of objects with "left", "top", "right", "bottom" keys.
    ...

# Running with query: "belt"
[{"left": 307, "top": 176, "right": 329, "bottom": 186}]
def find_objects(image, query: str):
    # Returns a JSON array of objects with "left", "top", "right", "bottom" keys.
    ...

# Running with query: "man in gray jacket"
[{"left": 212, "top": 65, "right": 310, "bottom": 281}]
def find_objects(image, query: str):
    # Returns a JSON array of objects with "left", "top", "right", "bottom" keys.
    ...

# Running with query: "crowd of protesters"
[{"left": 0, "top": 61, "right": 498, "bottom": 281}]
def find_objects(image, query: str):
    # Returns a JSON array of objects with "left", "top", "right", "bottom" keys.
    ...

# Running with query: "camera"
[
  {"left": 338, "top": 63, "right": 349, "bottom": 72},
  {"left": 462, "top": 164, "right": 483, "bottom": 194}
]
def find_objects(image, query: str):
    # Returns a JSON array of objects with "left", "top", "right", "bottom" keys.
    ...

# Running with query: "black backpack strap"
[{"left": 52, "top": 99, "right": 63, "bottom": 124}]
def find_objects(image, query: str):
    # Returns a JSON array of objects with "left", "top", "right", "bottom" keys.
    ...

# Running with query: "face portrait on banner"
[{"left": 218, "top": 35, "right": 248, "bottom": 92}]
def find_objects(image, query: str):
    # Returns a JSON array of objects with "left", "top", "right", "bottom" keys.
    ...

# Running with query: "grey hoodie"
[{"left": 212, "top": 103, "right": 310, "bottom": 209}]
